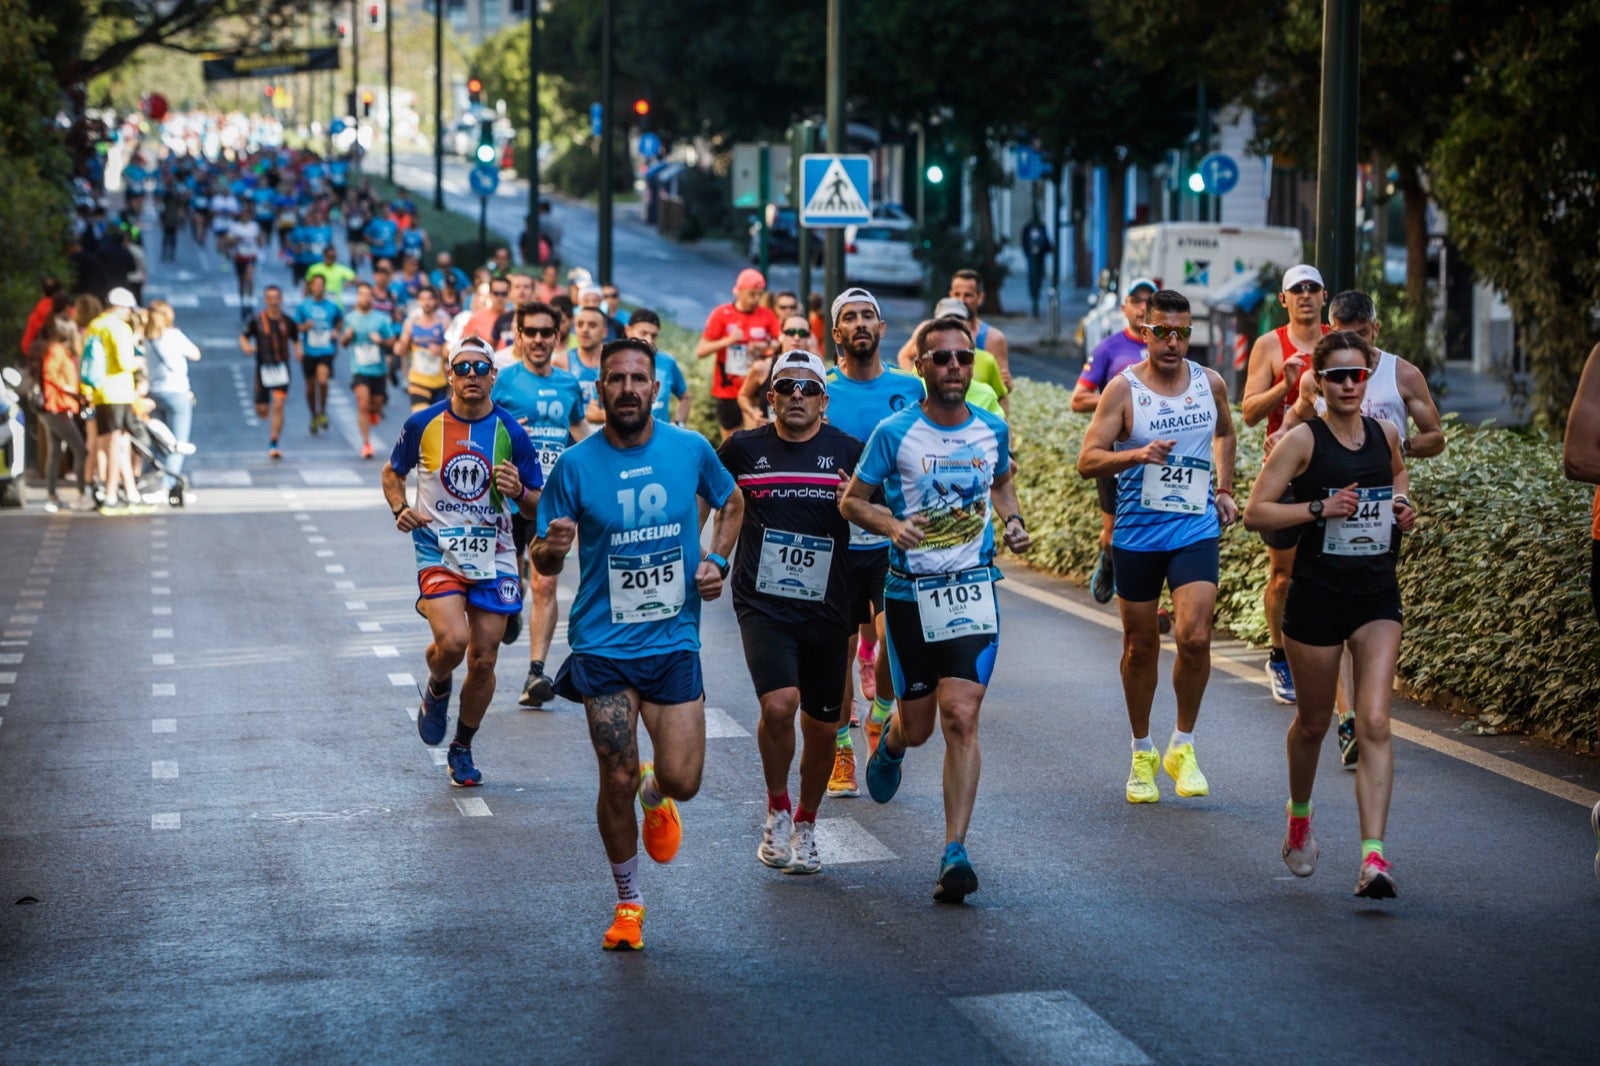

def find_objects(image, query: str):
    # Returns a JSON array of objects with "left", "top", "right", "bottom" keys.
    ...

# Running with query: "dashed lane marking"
[
  {"left": 388, "top": 672, "right": 417, "bottom": 687},
  {"left": 152, "top": 719, "right": 177, "bottom": 733},
  {"left": 152, "top": 761, "right": 179, "bottom": 780},
  {"left": 309, "top": 536, "right": 327, "bottom": 544},
  {"left": 325, "top": 564, "right": 346, "bottom": 573},
  {"left": 950, "top": 990, "right": 1153, "bottom": 1066},
  {"left": 373, "top": 646, "right": 399, "bottom": 658},
  {"left": 152, "top": 653, "right": 175, "bottom": 666},
  {"left": 346, "top": 601, "right": 368, "bottom": 610},
  {"left": 152, "top": 683, "right": 175, "bottom": 697},
  {"left": 151, "top": 813, "right": 181, "bottom": 830},
  {"left": 358, "top": 621, "right": 383, "bottom": 633},
  {"left": 0, "top": 653, "right": 21, "bottom": 665},
  {"left": 453, "top": 797, "right": 492, "bottom": 817},
  {"left": 812, "top": 817, "right": 896, "bottom": 864},
  {"left": 152, "top": 606, "right": 172, "bottom": 616},
  {"left": 152, "top": 587, "right": 171, "bottom": 596},
  {"left": 153, "top": 628, "right": 173, "bottom": 639},
  {"left": 315, "top": 550, "right": 335, "bottom": 558},
  {"left": 334, "top": 580, "right": 356, "bottom": 590},
  {"left": 0, "top": 672, "right": 16, "bottom": 684},
  {"left": 704, "top": 706, "right": 752, "bottom": 739}
]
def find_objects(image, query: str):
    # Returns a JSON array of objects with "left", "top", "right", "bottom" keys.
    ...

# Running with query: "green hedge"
[
  {"left": 1009, "top": 378, "right": 1600, "bottom": 749},
  {"left": 364, "top": 176, "right": 502, "bottom": 272}
]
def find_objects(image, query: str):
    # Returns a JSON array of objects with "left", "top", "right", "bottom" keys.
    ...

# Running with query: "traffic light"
[
  {"left": 926, "top": 164, "right": 945, "bottom": 184},
  {"left": 476, "top": 120, "right": 496, "bottom": 165},
  {"left": 633, "top": 98, "right": 649, "bottom": 117},
  {"left": 362, "top": 90, "right": 375, "bottom": 118},
  {"left": 366, "top": 1, "right": 385, "bottom": 29},
  {"left": 467, "top": 77, "right": 483, "bottom": 104}
]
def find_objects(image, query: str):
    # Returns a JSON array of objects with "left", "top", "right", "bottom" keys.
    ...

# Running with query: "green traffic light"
[
  {"left": 476, "top": 143, "right": 496, "bottom": 164},
  {"left": 926, "top": 164, "right": 945, "bottom": 185},
  {"left": 1187, "top": 172, "right": 1206, "bottom": 193}
]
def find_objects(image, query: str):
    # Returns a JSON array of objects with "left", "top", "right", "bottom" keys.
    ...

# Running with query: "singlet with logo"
[
  {"left": 825, "top": 364, "right": 926, "bottom": 551},
  {"left": 389, "top": 401, "right": 543, "bottom": 586},
  {"left": 702, "top": 302, "right": 782, "bottom": 399},
  {"left": 855, "top": 404, "right": 1011, "bottom": 602},
  {"left": 1290, "top": 417, "right": 1400, "bottom": 594},
  {"left": 1113, "top": 360, "right": 1220, "bottom": 552},
  {"left": 345, "top": 309, "right": 394, "bottom": 377},
  {"left": 1080, "top": 329, "right": 1147, "bottom": 390},
  {"left": 718, "top": 423, "right": 865, "bottom": 629},
  {"left": 405, "top": 312, "right": 450, "bottom": 389},
  {"left": 536, "top": 424, "right": 736, "bottom": 658},
  {"left": 490, "top": 363, "right": 586, "bottom": 479},
  {"left": 567, "top": 348, "right": 603, "bottom": 409},
  {"left": 1267, "top": 324, "right": 1329, "bottom": 435}
]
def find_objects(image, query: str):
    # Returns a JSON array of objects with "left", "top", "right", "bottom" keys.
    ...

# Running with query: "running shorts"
[
  {"left": 882, "top": 595, "right": 999, "bottom": 701},
  {"left": 738, "top": 612, "right": 851, "bottom": 722},
  {"left": 714, "top": 397, "right": 744, "bottom": 431},
  {"left": 351, "top": 373, "right": 387, "bottom": 400},
  {"left": 416, "top": 566, "right": 522, "bottom": 616},
  {"left": 553, "top": 650, "right": 704, "bottom": 707},
  {"left": 93, "top": 403, "right": 135, "bottom": 434},
  {"left": 846, "top": 546, "right": 889, "bottom": 626},
  {"left": 1111, "top": 538, "right": 1220, "bottom": 603},
  {"left": 1282, "top": 581, "right": 1403, "bottom": 647},
  {"left": 302, "top": 355, "right": 335, "bottom": 378}
]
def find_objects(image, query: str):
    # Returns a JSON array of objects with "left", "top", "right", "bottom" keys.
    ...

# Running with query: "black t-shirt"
[
  {"left": 242, "top": 312, "right": 299, "bottom": 364},
  {"left": 718, "top": 422, "right": 865, "bottom": 630}
]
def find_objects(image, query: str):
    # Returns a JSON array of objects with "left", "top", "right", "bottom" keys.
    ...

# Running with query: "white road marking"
[
  {"left": 152, "top": 606, "right": 172, "bottom": 616},
  {"left": 17, "top": 601, "right": 42, "bottom": 609},
  {"left": 388, "top": 672, "right": 417, "bottom": 687},
  {"left": 190, "top": 470, "right": 253, "bottom": 487},
  {"left": 454, "top": 797, "right": 492, "bottom": 817},
  {"left": 812, "top": 817, "right": 897, "bottom": 864},
  {"left": 152, "top": 653, "right": 175, "bottom": 666},
  {"left": 308, "top": 536, "right": 327, "bottom": 544},
  {"left": 151, "top": 813, "right": 181, "bottom": 829},
  {"left": 429, "top": 747, "right": 448, "bottom": 765},
  {"left": 301, "top": 525, "right": 318, "bottom": 532},
  {"left": 152, "top": 586, "right": 171, "bottom": 596},
  {"left": 0, "top": 653, "right": 21, "bottom": 665},
  {"left": 152, "top": 683, "right": 175, "bottom": 697},
  {"left": 998, "top": 576, "right": 1600, "bottom": 810},
  {"left": 0, "top": 672, "right": 16, "bottom": 684},
  {"left": 293, "top": 513, "right": 311, "bottom": 520},
  {"left": 334, "top": 580, "right": 356, "bottom": 590},
  {"left": 3, "top": 630, "right": 32, "bottom": 638},
  {"left": 0, "top": 696, "right": 7, "bottom": 708},
  {"left": 325, "top": 564, "right": 346, "bottom": 573},
  {"left": 152, "top": 760, "right": 179, "bottom": 780},
  {"left": 704, "top": 706, "right": 752, "bottom": 738},
  {"left": 0, "top": 640, "right": 24, "bottom": 647},
  {"left": 373, "top": 646, "right": 399, "bottom": 658},
  {"left": 300, "top": 469, "right": 364, "bottom": 486},
  {"left": 151, "top": 541, "right": 168, "bottom": 551},
  {"left": 950, "top": 990, "right": 1153, "bottom": 1066},
  {"left": 153, "top": 628, "right": 173, "bottom": 639},
  {"left": 358, "top": 621, "right": 383, "bottom": 633},
  {"left": 315, "top": 550, "right": 335, "bottom": 558},
  {"left": 345, "top": 601, "right": 368, "bottom": 611},
  {"left": 9, "top": 615, "right": 38, "bottom": 624},
  {"left": 151, "top": 570, "right": 169, "bottom": 578},
  {"left": 152, "top": 719, "right": 177, "bottom": 733}
]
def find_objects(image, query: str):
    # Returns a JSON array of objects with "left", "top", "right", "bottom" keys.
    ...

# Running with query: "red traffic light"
[
  {"left": 362, "top": 90, "right": 374, "bottom": 105},
  {"left": 633, "top": 98, "right": 650, "bottom": 116},
  {"left": 264, "top": 84, "right": 275, "bottom": 98},
  {"left": 467, "top": 78, "right": 483, "bottom": 95}
]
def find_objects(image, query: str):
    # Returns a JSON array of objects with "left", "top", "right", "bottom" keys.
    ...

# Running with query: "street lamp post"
[
  {"left": 598, "top": 0, "right": 614, "bottom": 285},
  {"left": 823, "top": 0, "right": 845, "bottom": 307},
  {"left": 433, "top": 0, "right": 444, "bottom": 211},
  {"left": 1315, "top": 0, "right": 1360, "bottom": 294},
  {"left": 525, "top": 5, "right": 540, "bottom": 268},
  {"left": 384, "top": 0, "right": 393, "bottom": 182}
]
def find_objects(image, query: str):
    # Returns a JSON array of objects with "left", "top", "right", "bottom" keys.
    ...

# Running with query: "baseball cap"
[
  {"left": 1127, "top": 277, "right": 1158, "bottom": 295},
  {"left": 830, "top": 286, "right": 881, "bottom": 325},
  {"left": 107, "top": 287, "right": 137, "bottom": 309},
  {"left": 1281, "top": 264, "right": 1325, "bottom": 291},
  {"left": 449, "top": 335, "right": 496, "bottom": 362},
  {"left": 576, "top": 283, "right": 604, "bottom": 302},
  {"left": 566, "top": 267, "right": 593, "bottom": 284},
  {"left": 770, "top": 350, "right": 829, "bottom": 387},
  {"left": 932, "top": 296, "right": 969, "bottom": 320},
  {"left": 735, "top": 268, "right": 767, "bottom": 292}
]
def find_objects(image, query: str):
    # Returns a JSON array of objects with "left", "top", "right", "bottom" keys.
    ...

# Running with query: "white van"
[{"left": 1081, "top": 223, "right": 1303, "bottom": 360}]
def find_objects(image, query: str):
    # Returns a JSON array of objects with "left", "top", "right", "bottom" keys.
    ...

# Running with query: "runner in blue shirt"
[
  {"left": 294, "top": 274, "right": 344, "bottom": 435},
  {"left": 342, "top": 281, "right": 396, "bottom": 458},
  {"left": 366, "top": 212, "right": 400, "bottom": 263},
  {"left": 532, "top": 337, "right": 742, "bottom": 952},
  {"left": 489, "top": 299, "right": 586, "bottom": 708},
  {"left": 429, "top": 252, "right": 470, "bottom": 293},
  {"left": 622, "top": 309, "right": 690, "bottom": 426}
]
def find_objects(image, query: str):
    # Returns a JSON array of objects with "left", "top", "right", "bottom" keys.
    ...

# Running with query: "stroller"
[{"left": 131, "top": 411, "right": 195, "bottom": 507}]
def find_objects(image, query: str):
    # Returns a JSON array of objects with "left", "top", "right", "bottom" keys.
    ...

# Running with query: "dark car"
[{"left": 748, "top": 207, "right": 822, "bottom": 266}]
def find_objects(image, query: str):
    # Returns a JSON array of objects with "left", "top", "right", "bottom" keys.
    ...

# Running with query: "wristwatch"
[
  {"left": 1308, "top": 499, "right": 1324, "bottom": 518},
  {"left": 705, "top": 552, "right": 730, "bottom": 578}
]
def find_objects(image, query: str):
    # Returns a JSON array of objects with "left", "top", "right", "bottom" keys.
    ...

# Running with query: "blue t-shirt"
[
  {"left": 401, "top": 228, "right": 427, "bottom": 256},
  {"left": 430, "top": 266, "right": 470, "bottom": 292},
  {"left": 825, "top": 364, "right": 925, "bottom": 550},
  {"left": 365, "top": 217, "right": 399, "bottom": 259},
  {"left": 490, "top": 363, "right": 586, "bottom": 479},
  {"left": 856, "top": 404, "right": 1011, "bottom": 601},
  {"left": 568, "top": 350, "right": 602, "bottom": 410},
  {"left": 295, "top": 298, "right": 344, "bottom": 356},
  {"left": 651, "top": 353, "right": 688, "bottom": 422},
  {"left": 345, "top": 309, "right": 394, "bottom": 377},
  {"left": 536, "top": 424, "right": 736, "bottom": 658},
  {"left": 252, "top": 187, "right": 275, "bottom": 219},
  {"left": 329, "top": 160, "right": 350, "bottom": 186},
  {"left": 1080, "top": 329, "right": 1147, "bottom": 390},
  {"left": 295, "top": 223, "right": 333, "bottom": 266}
]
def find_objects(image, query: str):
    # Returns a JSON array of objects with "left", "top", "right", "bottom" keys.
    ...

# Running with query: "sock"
[
  {"left": 794, "top": 805, "right": 817, "bottom": 825},
  {"left": 528, "top": 659, "right": 544, "bottom": 677},
  {"left": 1362, "top": 838, "right": 1384, "bottom": 860},
  {"left": 1289, "top": 799, "right": 1312, "bottom": 818},
  {"left": 1132, "top": 735, "right": 1155, "bottom": 753},
  {"left": 768, "top": 791, "right": 791, "bottom": 813},
  {"left": 858, "top": 638, "right": 877, "bottom": 661},
  {"left": 610, "top": 856, "right": 642, "bottom": 904},
  {"left": 1170, "top": 729, "right": 1195, "bottom": 748},
  {"left": 835, "top": 723, "right": 853, "bottom": 752},
  {"left": 453, "top": 723, "right": 478, "bottom": 747},
  {"left": 268, "top": 438, "right": 279, "bottom": 448},
  {"left": 1270, "top": 647, "right": 1287, "bottom": 663},
  {"left": 426, "top": 676, "right": 450, "bottom": 698},
  {"left": 869, "top": 696, "right": 894, "bottom": 724},
  {"left": 639, "top": 771, "right": 664, "bottom": 809}
]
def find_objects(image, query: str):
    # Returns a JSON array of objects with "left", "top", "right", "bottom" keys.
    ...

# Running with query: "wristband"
[
  {"left": 1215, "top": 488, "right": 1234, "bottom": 498},
  {"left": 392, "top": 504, "right": 405, "bottom": 518},
  {"left": 1393, "top": 494, "right": 1412, "bottom": 509},
  {"left": 704, "top": 552, "right": 730, "bottom": 577},
  {"left": 517, "top": 483, "right": 528, "bottom": 504},
  {"left": 1005, "top": 513, "right": 1026, "bottom": 530}
]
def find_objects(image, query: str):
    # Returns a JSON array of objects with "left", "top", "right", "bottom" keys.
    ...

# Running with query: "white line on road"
[
  {"left": 704, "top": 706, "right": 752, "bottom": 738},
  {"left": 301, "top": 525, "right": 319, "bottom": 532},
  {"left": 335, "top": 580, "right": 356, "bottom": 590},
  {"left": 8, "top": 616, "right": 37, "bottom": 625},
  {"left": 315, "top": 550, "right": 335, "bottom": 558},
  {"left": 152, "top": 683, "right": 175, "bottom": 697},
  {"left": 152, "top": 719, "right": 177, "bottom": 733},
  {"left": 0, "top": 696, "right": 7, "bottom": 708},
  {"left": 346, "top": 601, "right": 368, "bottom": 610},
  {"left": 152, "top": 760, "right": 179, "bottom": 780},
  {"left": 152, "top": 586, "right": 171, "bottom": 596},
  {"left": 0, "top": 672, "right": 16, "bottom": 684},
  {"left": 358, "top": 621, "right": 383, "bottom": 632},
  {"left": 813, "top": 818, "right": 897, "bottom": 864},
  {"left": 151, "top": 570, "right": 169, "bottom": 578},
  {"left": 388, "top": 672, "right": 417, "bottom": 687},
  {"left": 151, "top": 813, "right": 181, "bottom": 830},
  {"left": 950, "top": 990, "right": 1152, "bottom": 1066},
  {"left": 325, "top": 564, "right": 346, "bottom": 573},
  {"left": 17, "top": 601, "right": 43, "bottom": 609},
  {"left": 308, "top": 536, "right": 327, "bottom": 544},
  {"left": 429, "top": 747, "right": 447, "bottom": 765},
  {"left": 300, "top": 469, "right": 364, "bottom": 486},
  {"left": 0, "top": 653, "right": 21, "bottom": 665},
  {"left": 0, "top": 640, "right": 20, "bottom": 646},
  {"left": 152, "top": 606, "right": 172, "bottom": 616},
  {"left": 3, "top": 630, "right": 32, "bottom": 638},
  {"left": 293, "top": 513, "right": 311, "bottom": 521},
  {"left": 373, "top": 646, "right": 399, "bottom": 658},
  {"left": 152, "top": 653, "right": 175, "bottom": 666},
  {"left": 153, "top": 628, "right": 173, "bottom": 639},
  {"left": 454, "top": 797, "right": 492, "bottom": 817}
]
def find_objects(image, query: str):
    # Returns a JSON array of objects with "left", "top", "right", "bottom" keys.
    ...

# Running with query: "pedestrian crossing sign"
[{"left": 800, "top": 154, "right": 873, "bottom": 227}]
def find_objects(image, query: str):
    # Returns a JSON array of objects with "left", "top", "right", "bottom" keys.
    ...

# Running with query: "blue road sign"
[
  {"left": 637, "top": 131, "right": 661, "bottom": 159},
  {"left": 469, "top": 163, "right": 499, "bottom": 198},
  {"left": 590, "top": 102, "right": 603, "bottom": 137},
  {"left": 1014, "top": 144, "right": 1044, "bottom": 182},
  {"left": 330, "top": 118, "right": 346, "bottom": 136},
  {"left": 799, "top": 154, "right": 872, "bottom": 227},
  {"left": 1197, "top": 152, "right": 1241, "bottom": 196}
]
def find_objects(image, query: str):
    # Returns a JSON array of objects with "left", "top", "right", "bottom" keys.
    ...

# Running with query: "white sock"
[
  {"left": 1132, "top": 735, "right": 1154, "bottom": 753},
  {"left": 1171, "top": 730, "right": 1195, "bottom": 748},
  {"left": 610, "top": 856, "right": 642, "bottom": 903},
  {"left": 638, "top": 771, "right": 664, "bottom": 809}
]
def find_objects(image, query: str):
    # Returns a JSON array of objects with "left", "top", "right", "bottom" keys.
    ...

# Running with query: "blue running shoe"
[
  {"left": 417, "top": 677, "right": 451, "bottom": 746},
  {"left": 1267, "top": 657, "right": 1296, "bottom": 705},
  {"left": 864, "top": 716, "right": 904, "bottom": 803},
  {"left": 447, "top": 742, "right": 482, "bottom": 787},
  {"left": 1090, "top": 548, "right": 1115, "bottom": 604},
  {"left": 934, "top": 841, "right": 979, "bottom": 904}
]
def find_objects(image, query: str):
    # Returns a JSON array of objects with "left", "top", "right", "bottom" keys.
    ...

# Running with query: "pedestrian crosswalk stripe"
[
  {"left": 812, "top": 817, "right": 896, "bottom": 864},
  {"left": 704, "top": 706, "right": 751, "bottom": 738},
  {"left": 152, "top": 813, "right": 181, "bottom": 830},
  {"left": 454, "top": 797, "right": 492, "bottom": 817},
  {"left": 950, "top": 991, "right": 1152, "bottom": 1066}
]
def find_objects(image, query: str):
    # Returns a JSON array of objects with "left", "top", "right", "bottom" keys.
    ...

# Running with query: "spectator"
[
  {"left": 20, "top": 276, "right": 60, "bottom": 356},
  {"left": 98, "top": 230, "right": 139, "bottom": 304},
  {"left": 534, "top": 263, "right": 561, "bottom": 304},
  {"left": 32, "top": 315, "right": 90, "bottom": 512},
  {"left": 142, "top": 300, "right": 201, "bottom": 505},
  {"left": 82, "top": 288, "right": 144, "bottom": 512},
  {"left": 68, "top": 239, "right": 110, "bottom": 303}
]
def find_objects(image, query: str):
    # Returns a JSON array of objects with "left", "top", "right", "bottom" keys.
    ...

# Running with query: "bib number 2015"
[{"left": 608, "top": 548, "right": 685, "bottom": 624}]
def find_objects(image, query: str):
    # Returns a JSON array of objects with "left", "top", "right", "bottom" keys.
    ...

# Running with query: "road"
[{"left": 2, "top": 223, "right": 1598, "bottom": 1064}]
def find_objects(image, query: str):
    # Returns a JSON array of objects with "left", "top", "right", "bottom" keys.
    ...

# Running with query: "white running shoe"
[
  {"left": 785, "top": 820, "right": 821, "bottom": 875},
  {"left": 1281, "top": 803, "right": 1318, "bottom": 878},
  {"left": 758, "top": 808, "right": 794, "bottom": 869}
]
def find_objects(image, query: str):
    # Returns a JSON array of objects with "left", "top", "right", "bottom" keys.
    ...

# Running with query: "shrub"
[{"left": 0, "top": 148, "right": 69, "bottom": 360}]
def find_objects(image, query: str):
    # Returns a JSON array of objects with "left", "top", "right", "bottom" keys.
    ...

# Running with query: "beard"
[
  {"left": 606, "top": 397, "right": 650, "bottom": 435},
  {"left": 844, "top": 333, "right": 880, "bottom": 361}
]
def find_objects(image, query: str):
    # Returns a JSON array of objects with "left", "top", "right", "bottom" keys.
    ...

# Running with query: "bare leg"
[
  {"left": 456, "top": 606, "right": 506, "bottom": 729},
  {"left": 757, "top": 689, "right": 800, "bottom": 797},
  {"left": 1284, "top": 639, "right": 1342, "bottom": 804},
  {"left": 1265, "top": 545, "right": 1296, "bottom": 649},
  {"left": 586, "top": 689, "right": 642, "bottom": 863},
  {"left": 638, "top": 697, "right": 707, "bottom": 802},
  {"left": 1117, "top": 597, "right": 1163, "bottom": 739},
  {"left": 936, "top": 679, "right": 986, "bottom": 844},
  {"left": 1169, "top": 580, "right": 1218, "bottom": 733}
]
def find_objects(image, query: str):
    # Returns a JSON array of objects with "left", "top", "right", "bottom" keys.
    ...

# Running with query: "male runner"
[
  {"left": 896, "top": 269, "right": 1013, "bottom": 388},
  {"left": 555, "top": 304, "right": 609, "bottom": 426},
  {"left": 720, "top": 350, "right": 865, "bottom": 874},
  {"left": 532, "top": 337, "right": 742, "bottom": 951},
  {"left": 696, "top": 268, "right": 781, "bottom": 439},
  {"left": 306, "top": 245, "right": 357, "bottom": 304},
  {"left": 342, "top": 282, "right": 395, "bottom": 458},
  {"left": 1561, "top": 341, "right": 1600, "bottom": 878},
  {"left": 823, "top": 288, "right": 926, "bottom": 796},
  {"left": 846, "top": 315, "right": 1031, "bottom": 902},
  {"left": 1072, "top": 279, "right": 1157, "bottom": 603},
  {"left": 240, "top": 285, "right": 298, "bottom": 459},
  {"left": 1242, "top": 264, "right": 1329, "bottom": 703},
  {"left": 398, "top": 285, "right": 451, "bottom": 411},
  {"left": 623, "top": 309, "right": 691, "bottom": 427},
  {"left": 293, "top": 273, "right": 343, "bottom": 435},
  {"left": 492, "top": 272, "right": 536, "bottom": 351},
  {"left": 489, "top": 300, "right": 586, "bottom": 706},
  {"left": 383, "top": 334, "right": 544, "bottom": 787},
  {"left": 1076, "top": 289, "right": 1239, "bottom": 804}
]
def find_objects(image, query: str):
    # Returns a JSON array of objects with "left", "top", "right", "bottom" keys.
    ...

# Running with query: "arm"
[
  {"left": 1069, "top": 381, "right": 1103, "bottom": 414},
  {"left": 895, "top": 334, "right": 919, "bottom": 372},
  {"left": 1240, "top": 333, "right": 1286, "bottom": 427},
  {"left": 395, "top": 319, "right": 414, "bottom": 357},
  {"left": 988, "top": 469, "right": 1031, "bottom": 554},
  {"left": 694, "top": 313, "right": 738, "bottom": 359},
  {"left": 694, "top": 489, "right": 744, "bottom": 601},
  {"left": 1396, "top": 358, "right": 1446, "bottom": 459},
  {"left": 381, "top": 463, "right": 431, "bottom": 532},
  {"left": 1384, "top": 420, "right": 1417, "bottom": 533},
  {"left": 737, "top": 359, "right": 770, "bottom": 426},
  {"left": 1207, "top": 369, "right": 1240, "bottom": 526},
  {"left": 839, "top": 476, "right": 926, "bottom": 548},
  {"left": 531, "top": 519, "right": 574, "bottom": 576},
  {"left": 1241, "top": 427, "right": 1319, "bottom": 531},
  {"left": 1076, "top": 377, "right": 1161, "bottom": 479},
  {"left": 1564, "top": 343, "right": 1600, "bottom": 484},
  {"left": 674, "top": 382, "right": 692, "bottom": 426},
  {"left": 987, "top": 328, "right": 1012, "bottom": 388}
]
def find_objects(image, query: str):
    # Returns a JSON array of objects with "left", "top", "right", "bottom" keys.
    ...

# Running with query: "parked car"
[
  {"left": 845, "top": 217, "right": 921, "bottom": 292},
  {"left": 747, "top": 208, "right": 821, "bottom": 266}
]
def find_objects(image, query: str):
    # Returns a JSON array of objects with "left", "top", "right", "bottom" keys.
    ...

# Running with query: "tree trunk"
[
  {"left": 1398, "top": 164, "right": 1434, "bottom": 374},
  {"left": 1106, "top": 157, "right": 1128, "bottom": 284},
  {"left": 970, "top": 145, "right": 1002, "bottom": 315}
]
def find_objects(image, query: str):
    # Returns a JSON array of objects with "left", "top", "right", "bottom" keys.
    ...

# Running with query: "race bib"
[
  {"left": 724, "top": 344, "right": 751, "bottom": 378},
  {"left": 914, "top": 567, "right": 998, "bottom": 642},
  {"left": 352, "top": 342, "right": 383, "bottom": 371},
  {"left": 607, "top": 548, "right": 685, "bottom": 624},
  {"left": 258, "top": 362, "right": 290, "bottom": 388},
  {"left": 1324, "top": 486, "right": 1393, "bottom": 556},
  {"left": 412, "top": 349, "right": 443, "bottom": 379},
  {"left": 756, "top": 529, "right": 833, "bottom": 601},
  {"left": 306, "top": 328, "right": 333, "bottom": 350},
  {"left": 1141, "top": 455, "right": 1211, "bottom": 514},
  {"left": 536, "top": 441, "right": 566, "bottom": 478},
  {"left": 438, "top": 524, "right": 497, "bottom": 581}
]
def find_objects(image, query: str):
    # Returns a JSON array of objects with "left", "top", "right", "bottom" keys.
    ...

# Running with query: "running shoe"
[
  {"left": 858, "top": 645, "right": 877, "bottom": 702},
  {"left": 639, "top": 763, "right": 682, "bottom": 863},
  {"left": 361, "top": 440, "right": 374, "bottom": 460},
  {"left": 518, "top": 669, "right": 555, "bottom": 709},
  {"left": 1090, "top": 548, "right": 1115, "bottom": 604},
  {"left": 42, "top": 498, "right": 60, "bottom": 514},
  {"left": 1281, "top": 803, "right": 1318, "bottom": 877},
  {"left": 1354, "top": 852, "right": 1397, "bottom": 899},
  {"left": 850, "top": 702, "right": 861, "bottom": 728},
  {"left": 309, "top": 416, "right": 319, "bottom": 436},
  {"left": 446, "top": 742, "right": 482, "bottom": 787},
  {"left": 501, "top": 610, "right": 522, "bottom": 646},
  {"left": 602, "top": 902, "right": 645, "bottom": 951},
  {"left": 321, "top": 413, "right": 332, "bottom": 433},
  {"left": 369, "top": 410, "right": 382, "bottom": 426},
  {"left": 933, "top": 841, "right": 978, "bottom": 904},
  {"left": 864, "top": 720, "right": 904, "bottom": 803},
  {"left": 1162, "top": 741, "right": 1210, "bottom": 797},
  {"left": 827, "top": 746, "right": 859, "bottom": 798},
  {"left": 785, "top": 820, "right": 820, "bottom": 875},
  {"left": 417, "top": 677, "right": 451, "bottom": 746},
  {"left": 758, "top": 808, "right": 795, "bottom": 869},
  {"left": 268, "top": 446, "right": 282, "bottom": 460},
  {"left": 1125, "top": 749, "right": 1160, "bottom": 804},
  {"left": 1591, "top": 800, "right": 1599, "bottom": 880},
  {"left": 1267, "top": 657, "right": 1296, "bottom": 704},
  {"left": 865, "top": 710, "right": 887, "bottom": 756},
  {"left": 1338, "top": 715, "right": 1359, "bottom": 769}
]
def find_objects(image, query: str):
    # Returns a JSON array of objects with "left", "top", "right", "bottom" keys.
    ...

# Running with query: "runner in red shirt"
[{"left": 696, "top": 268, "right": 781, "bottom": 440}]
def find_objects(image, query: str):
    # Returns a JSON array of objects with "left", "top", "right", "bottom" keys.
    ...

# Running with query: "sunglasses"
[
  {"left": 450, "top": 360, "right": 494, "bottom": 378},
  {"left": 1143, "top": 324, "right": 1193, "bottom": 342},
  {"left": 519, "top": 325, "right": 559, "bottom": 338},
  {"left": 772, "top": 378, "right": 824, "bottom": 397},
  {"left": 925, "top": 348, "right": 975, "bottom": 367},
  {"left": 782, "top": 327, "right": 812, "bottom": 337},
  {"left": 1286, "top": 282, "right": 1324, "bottom": 295},
  {"left": 1316, "top": 366, "right": 1370, "bottom": 385},
  {"left": 491, "top": 290, "right": 510, "bottom": 298}
]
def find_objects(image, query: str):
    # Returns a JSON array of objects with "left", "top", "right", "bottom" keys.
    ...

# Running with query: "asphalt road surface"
[{"left": 3, "top": 218, "right": 1598, "bottom": 1064}]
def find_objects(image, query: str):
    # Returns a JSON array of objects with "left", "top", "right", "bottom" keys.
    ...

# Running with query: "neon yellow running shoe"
[
  {"left": 1162, "top": 741, "right": 1210, "bottom": 798},
  {"left": 1126, "top": 749, "right": 1160, "bottom": 804}
]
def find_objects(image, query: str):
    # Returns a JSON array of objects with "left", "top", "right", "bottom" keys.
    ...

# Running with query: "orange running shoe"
[
  {"left": 827, "top": 746, "right": 860, "bottom": 798},
  {"left": 865, "top": 714, "right": 885, "bottom": 756},
  {"left": 639, "top": 763, "right": 682, "bottom": 863},
  {"left": 360, "top": 440, "right": 374, "bottom": 459},
  {"left": 602, "top": 902, "right": 645, "bottom": 950}
]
